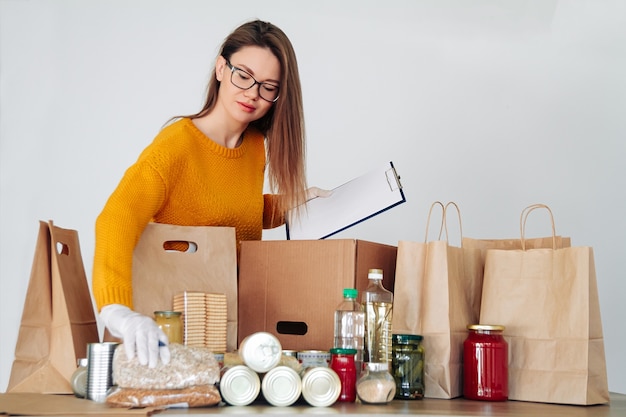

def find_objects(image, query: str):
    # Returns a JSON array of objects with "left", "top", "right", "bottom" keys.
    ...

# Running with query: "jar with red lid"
[
  {"left": 463, "top": 324, "right": 508, "bottom": 401},
  {"left": 330, "top": 348, "right": 357, "bottom": 402}
]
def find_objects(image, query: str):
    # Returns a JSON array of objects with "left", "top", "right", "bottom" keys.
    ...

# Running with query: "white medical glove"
[
  {"left": 306, "top": 186, "right": 333, "bottom": 201},
  {"left": 99, "top": 304, "right": 170, "bottom": 368}
]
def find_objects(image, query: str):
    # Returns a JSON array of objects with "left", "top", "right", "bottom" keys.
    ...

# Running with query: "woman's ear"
[{"left": 215, "top": 56, "right": 227, "bottom": 82}]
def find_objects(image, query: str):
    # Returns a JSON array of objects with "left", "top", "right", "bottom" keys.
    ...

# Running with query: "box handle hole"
[{"left": 276, "top": 321, "right": 308, "bottom": 336}]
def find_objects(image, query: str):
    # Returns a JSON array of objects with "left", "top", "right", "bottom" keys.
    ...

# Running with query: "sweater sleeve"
[
  {"left": 263, "top": 194, "right": 285, "bottom": 229},
  {"left": 92, "top": 161, "right": 166, "bottom": 311}
]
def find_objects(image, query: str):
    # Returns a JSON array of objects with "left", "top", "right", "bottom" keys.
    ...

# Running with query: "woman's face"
[{"left": 216, "top": 46, "right": 281, "bottom": 125}]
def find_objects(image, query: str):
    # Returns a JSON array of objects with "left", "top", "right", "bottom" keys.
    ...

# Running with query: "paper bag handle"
[
  {"left": 424, "top": 201, "right": 446, "bottom": 242},
  {"left": 442, "top": 201, "right": 464, "bottom": 244},
  {"left": 423, "top": 201, "right": 464, "bottom": 244},
  {"left": 520, "top": 204, "right": 557, "bottom": 250}
]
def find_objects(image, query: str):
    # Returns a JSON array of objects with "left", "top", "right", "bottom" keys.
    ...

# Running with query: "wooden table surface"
[
  {"left": 1, "top": 392, "right": 624, "bottom": 416},
  {"left": 165, "top": 393, "right": 624, "bottom": 417}
]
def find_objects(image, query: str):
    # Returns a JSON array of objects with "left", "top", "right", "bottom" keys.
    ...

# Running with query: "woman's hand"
[
  {"left": 100, "top": 304, "right": 170, "bottom": 368},
  {"left": 305, "top": 186, "right": 333, "bottom": 201}
]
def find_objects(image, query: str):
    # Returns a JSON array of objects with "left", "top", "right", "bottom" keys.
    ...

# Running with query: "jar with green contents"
[{"left": 391, "top": 334, "right": 424, "bottom": 400}]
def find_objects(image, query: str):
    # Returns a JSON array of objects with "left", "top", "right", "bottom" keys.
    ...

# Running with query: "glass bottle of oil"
[{"left": 361, "top": 268, "right": 393, "bottom": 366}]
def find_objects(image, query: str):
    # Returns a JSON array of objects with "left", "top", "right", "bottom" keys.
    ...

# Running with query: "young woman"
[{"left": 92, "top": 20, "right": 328, "bottom": 367}]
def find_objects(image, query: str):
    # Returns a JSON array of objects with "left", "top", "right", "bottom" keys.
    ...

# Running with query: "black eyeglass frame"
[{"left": 225, "top": 59, "right": 280, "bottom": 103}]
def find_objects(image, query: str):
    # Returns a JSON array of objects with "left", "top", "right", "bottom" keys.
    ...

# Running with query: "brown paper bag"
[
  {"left": 463, "top": 203, "right": 571, "bottom": 265},
  {"left": 7, "top": 221, "right": 100, "bottom": 394},
  {"left": 479, "top": 204, "right": 609, "bottom": 405},
  {"left": 391, "top": 202, "right": 482, "bottom": 399},
  {"left": 131, "top": 223, "right": 238, "bottom": 352}
]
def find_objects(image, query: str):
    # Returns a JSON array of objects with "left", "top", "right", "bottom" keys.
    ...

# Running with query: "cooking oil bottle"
[{"left": 361, "top": 268, "right": 393, "bottom": 366}]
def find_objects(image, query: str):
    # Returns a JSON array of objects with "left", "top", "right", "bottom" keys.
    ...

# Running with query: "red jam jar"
[
  {"left": 463, "top": 324, "right": 508, "bottom": 401},
  {"left": 330, "top": 348, "right": 357, "bottom": 402}
]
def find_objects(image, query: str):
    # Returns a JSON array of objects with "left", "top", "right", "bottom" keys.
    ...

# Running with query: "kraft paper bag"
[
  {"left": 131, "top": 223, "right": 238, "bottom": 352},
  {"left": 392, "top": 202, "right": 482, "bottom": 399},
  {"left": 462, "top": 204, "right": 571, "bottom": 265},
  {"left": 480, "top": 204, "right": 609, "bottom": 405},
  {"left": 7, "top": 221, "right": 100, "bottom": 394}
]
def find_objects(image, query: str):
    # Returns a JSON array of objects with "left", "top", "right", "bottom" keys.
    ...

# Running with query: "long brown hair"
[{"left": 182, "top": 20, "right": 307, "bottom": 216}]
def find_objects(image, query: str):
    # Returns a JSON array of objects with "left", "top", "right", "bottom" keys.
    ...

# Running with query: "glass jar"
[
  {"left": 330, "top": 348, "right": 357, "bottom": 402},
  {"left": 154, "top": 311, "right": 183, "bottom": 344},
  {"left": 391, "top": 334, "right": 424, "bottom": 400},
  {"left": 463, "top": 324, "right": 508, "bottom": 401},
  {"left": 356, "top": 362, "right": 396, "bottom": 404}
]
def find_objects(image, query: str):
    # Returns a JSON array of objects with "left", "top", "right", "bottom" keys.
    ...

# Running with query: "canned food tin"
[
  {"left": 297, "top": 350, "right": 330, "bottom": 369},
  {"left": 219, "top": 365, "right": 261, "bottom": 406},
  {"left": 71, "top": 358, "right": 88, "bottom": 398},
  {"left": 261, "top": 366, "right": 302, "bottom": 407},
  {"left": 282, "top": 350, "right": 298, "bottom": 358},
  {"left": 239, "top": 332, "right": 282, "bottom": 373},
  {"left": 85, "top": 342, "right": 119, "bottom": 403},
  {"left": 301, "top": 367, "right": 341, "bottom": 407},
  {"left": 213, "top": 352, "right": 225, "bottom": 370}
]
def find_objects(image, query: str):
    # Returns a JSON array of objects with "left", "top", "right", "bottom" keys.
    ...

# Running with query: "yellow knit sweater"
[{"left": 92, "top": 118, "right": 282, "bottom": 310}]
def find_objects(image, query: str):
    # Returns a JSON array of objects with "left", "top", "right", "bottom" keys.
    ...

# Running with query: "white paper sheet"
[{"left": 286, "top": 161, "right": 405, "bottom": 240}]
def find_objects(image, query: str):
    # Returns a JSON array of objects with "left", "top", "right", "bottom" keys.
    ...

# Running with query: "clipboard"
[{"left": 286, "top": 161, "right": 405, "bottom": 240}]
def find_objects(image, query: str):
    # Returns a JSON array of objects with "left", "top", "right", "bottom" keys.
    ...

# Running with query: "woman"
[{"left": 92, "top": 20, "right": 328, "bottom": 368}]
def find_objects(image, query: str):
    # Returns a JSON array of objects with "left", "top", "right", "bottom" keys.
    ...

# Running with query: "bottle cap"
[
  {"left": 330, "top": 348, "right": 357, "bottom": 355},
  {"left": 301, "top": 367, "right": 341, "bottom": 407},
  {"left": 467, "top": 324, "right": 505, "bottom": 332},
  {"left": 392, "top": 334, "right": 423, "bottom": 344},
  {"left": 342, "top": 288, "right": 358, "bottom": 298},
  {"left": 367, "top": 269, "right": 383, "bottom": 279}
]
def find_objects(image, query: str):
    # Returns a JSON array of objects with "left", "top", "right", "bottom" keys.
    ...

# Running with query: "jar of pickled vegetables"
[
  {"left": 463, "top": 324, "right": 508, "bottom": 401},
  {"left": 391, "top": 334, "right": 424, "bottom": 400},
  {"left": 154, "top": 311, "right": 183, "bottom": 344}
]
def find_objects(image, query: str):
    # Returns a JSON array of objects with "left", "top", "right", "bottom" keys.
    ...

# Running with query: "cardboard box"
[{"left": 238, "top": 239, "right": 397, "bottom": 351}]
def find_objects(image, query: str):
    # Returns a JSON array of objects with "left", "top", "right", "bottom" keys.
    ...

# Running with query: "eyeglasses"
[{"left": 225, "top": 60, "right": 280, "bottom": 103}]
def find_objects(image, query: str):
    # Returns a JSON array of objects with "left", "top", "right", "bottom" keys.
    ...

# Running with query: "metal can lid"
[
  {"left": 301, "top": 367, "right": 341, "bottom": 407},
  {"left": 298, "top": 349, "right": 329, "bottom": 355},
  {"left": 153, "top": 310, "right": 182, "bottom": 316},
  {"left": 392, "top": 334, "right": 423, "bottom": 344},
  {"left": 219, "top": 365, "right": 260, "bottom": 406},
  {"left": 467, "top": 324, "right": 505, "bottom": 332},
  {"left": 70, "top": 365, "right": 88, "bottom": 398},
  {"left": 261, "top": 366, "right": 302, "bottom": 407},
  {"left": 281, "top": 349, "right": 298, "bottom": 358},
  {"left": 239, "top": 332, "right": 282, "bottom": 373}
]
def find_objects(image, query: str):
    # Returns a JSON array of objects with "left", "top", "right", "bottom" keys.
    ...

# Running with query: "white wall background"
[{"left": 1, "top": 0, "right": 624, "bottom": 394}]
